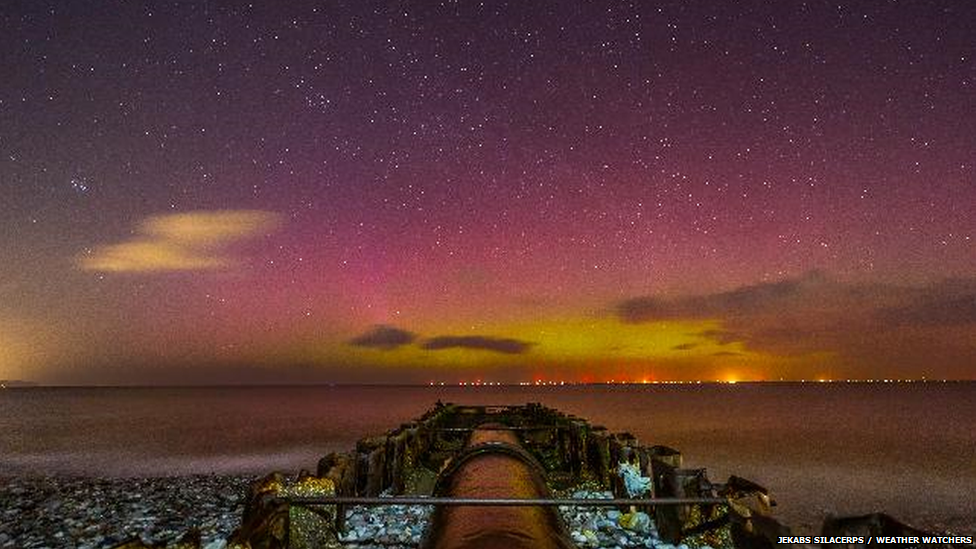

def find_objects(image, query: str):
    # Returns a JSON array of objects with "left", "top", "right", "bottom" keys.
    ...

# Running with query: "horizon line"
[{"left": 3, "top": 378, "right": 972, "bottom": 389}]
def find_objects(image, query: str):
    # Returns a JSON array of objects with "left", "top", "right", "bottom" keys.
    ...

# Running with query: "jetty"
[{"left": 115, "top": 402, "right": 957, "bottom": 549}]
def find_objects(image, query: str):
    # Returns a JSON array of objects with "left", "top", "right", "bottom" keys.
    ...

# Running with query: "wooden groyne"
[
  {"left": 224, "top": 402, "right": 786, "bottom": 549},
  {"left": 115, "top": 402, "right": 795, "bottom": 549}
]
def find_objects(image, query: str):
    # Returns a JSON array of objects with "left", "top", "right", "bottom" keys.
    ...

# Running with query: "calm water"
[{"left": 1, "top": 383, "right": 974, "bottom": 534}]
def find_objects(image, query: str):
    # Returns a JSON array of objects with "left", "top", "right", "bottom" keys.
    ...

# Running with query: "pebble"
[
  {"left": 554, "top": 487, "right": 715, "bottom": 549},
  {"left": 339, "top": 500, "right": 433, "bottom": 548},
  {"left": 0, "top": 475, "right": 254, "bottom": 549},
  {"left": 0, "top": 477, "right": 723, "bottom": 549}
]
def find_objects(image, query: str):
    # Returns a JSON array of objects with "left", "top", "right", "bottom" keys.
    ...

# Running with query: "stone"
[{"left": 620, "top": 511, "right": 652, "bottom": 533}]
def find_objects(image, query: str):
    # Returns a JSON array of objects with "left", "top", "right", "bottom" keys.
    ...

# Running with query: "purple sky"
[{"left": 2, "top": 1, "right": 974, "bottom": 384}]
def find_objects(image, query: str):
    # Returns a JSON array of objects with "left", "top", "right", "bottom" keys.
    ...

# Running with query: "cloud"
[
  {"left": 78, "top": 210, "right": 281, "bottom": 272},
  {"left": 421, "top": 335, "right": 534, "bottom": 354},
  {"left": 618, "top": 271, "right": 827, "bottom": 323},
  {"left": 671, "top": 342, "right": 698, "bottom": 351},
  {"left": 711, "top": 351, "right": 743, "bottom": 357},
  {"left": 347, "top": 326, "right": 534, "bottom": 355},
  {"left": 615, "top": 272, "right": 976, "bottom": 371},
  {"left": 875, "top": 282, "right": 976, "bottom": 327},
  {"left": 348, "top": 325, "right": 417, "bottom": 350}
]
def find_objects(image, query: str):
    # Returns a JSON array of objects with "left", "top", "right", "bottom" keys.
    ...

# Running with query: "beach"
[
  {"left": 2, "top": 383, "right": 974, "bottom": 546},
  {"left": 0, "top": 475, "right": 252, "bottom": 549}
]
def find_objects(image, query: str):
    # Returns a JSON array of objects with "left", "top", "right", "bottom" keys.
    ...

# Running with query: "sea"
[{"left": 1, "top": 382, "right": 974, "bottom": 535}]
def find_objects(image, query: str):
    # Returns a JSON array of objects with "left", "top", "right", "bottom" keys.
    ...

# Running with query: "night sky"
[{"left": 2, "top": 1, "right": 974, "bottom": 384}]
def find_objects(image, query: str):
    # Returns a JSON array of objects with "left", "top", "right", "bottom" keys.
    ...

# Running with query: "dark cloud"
[
  {"left": 618, "top": 271, "right": 827, "bottom": 323},
  {"left": 875, "top": 283, "right": 976, "bottom": 327},
  {"left": 349, "top": 326, "right": 536, "bottom": 355},
  {"left": 615, "top": 273, "right": 976, "bottom": 371},
  {"left": 671, "top": 342, "right": 698, "bottom": 351},
  {"left": 421, "top": 335, "right": 533, "bottom": 354},
  {"left": 348, "top": 325, "right": 417, "bottom": 350},
  {"left": 711, "top": 351, "right": 743, "bottom": 357}
]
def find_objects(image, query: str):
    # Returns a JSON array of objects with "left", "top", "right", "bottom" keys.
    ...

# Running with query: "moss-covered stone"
[
  {"left": 227, "top": 473, "right": 339, "bottom": 549},
  {"left": 285, "top": 476, "right": 339, "bottom": 549}
]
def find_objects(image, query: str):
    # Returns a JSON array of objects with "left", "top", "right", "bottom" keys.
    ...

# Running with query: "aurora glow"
[{"left": 1, "top": 1, "right": 974, "bottom": 384}]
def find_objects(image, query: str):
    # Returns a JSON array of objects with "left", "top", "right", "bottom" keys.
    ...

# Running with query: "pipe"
[{"left": 419, "top": 424, "right": 576, "bottom": 549}]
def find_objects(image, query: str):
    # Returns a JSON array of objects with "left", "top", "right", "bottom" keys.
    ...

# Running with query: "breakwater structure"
[{"left": 112, "top": 402, "right": 956, "bottom": 549}]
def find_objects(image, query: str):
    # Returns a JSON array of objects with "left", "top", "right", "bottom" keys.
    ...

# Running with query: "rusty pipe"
[{"left": 419, "top": 423, "right": 576, "bottom": 549}]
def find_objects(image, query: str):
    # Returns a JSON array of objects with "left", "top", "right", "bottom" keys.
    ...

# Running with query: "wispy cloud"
[
  {"left": 618, "top": 271, "right": 830, "bottom": 323},
  {"left": 671, "top": 342, "right": 698, "bottom": 351},
  {"left": 421, "top": 335, "right": 534, "bottom": 354},
  {"left": 348, "top": 325, "right": 417, "bottom": 350},
  {"left": 875, "top": 281, "right": 976, "bottom": 327},
  {"left": 615, "top": 272, "right": 976, "bottom": 371},
  {"left": 78, "top": 211, "right": 281, "bottom": 273},
  {"left": 711, "top": 351, "right": 743, "bottom": 357}
]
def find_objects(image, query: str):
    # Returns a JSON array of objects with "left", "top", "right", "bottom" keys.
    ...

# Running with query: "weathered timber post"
[
  {"left": 389, "top": 430, "right": 410, "bottom": 493},
  {"left": 227, "top": 472, "right": 339, "bottom": 549},
  {"left": 355, "top": 436, "right": 387, "bottom": 497},
  {"left": 316, "top": 452, "right": 358, "bottom": 532},
  {"left": 556, "top": 422, "right": 571, "bottom": 470},
  {"left": 286, "top": 473, "right": 340, "bottom": 549},
  {"left": 650, "top": 446, "right": 684, "bottom": 543},
  {"left": 569, "top": 419, "right": 589, "bottom": 477},
  {"left": 722, "top": 476, "right": 789, "bottom": 549},
  {"left": 587, "top": 426, "right": 612, "bottom": 487},
  {"left": 608, "top": 433, "right": 641, "bottom": 501}
]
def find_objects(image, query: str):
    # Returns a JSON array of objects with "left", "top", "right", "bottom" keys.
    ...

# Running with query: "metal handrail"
[
  {"left": 428, "top": 425, "right": 563, "bottom": 432},
  {"left": 278, "top": 496, "right": 727, "bottom": 506}
]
